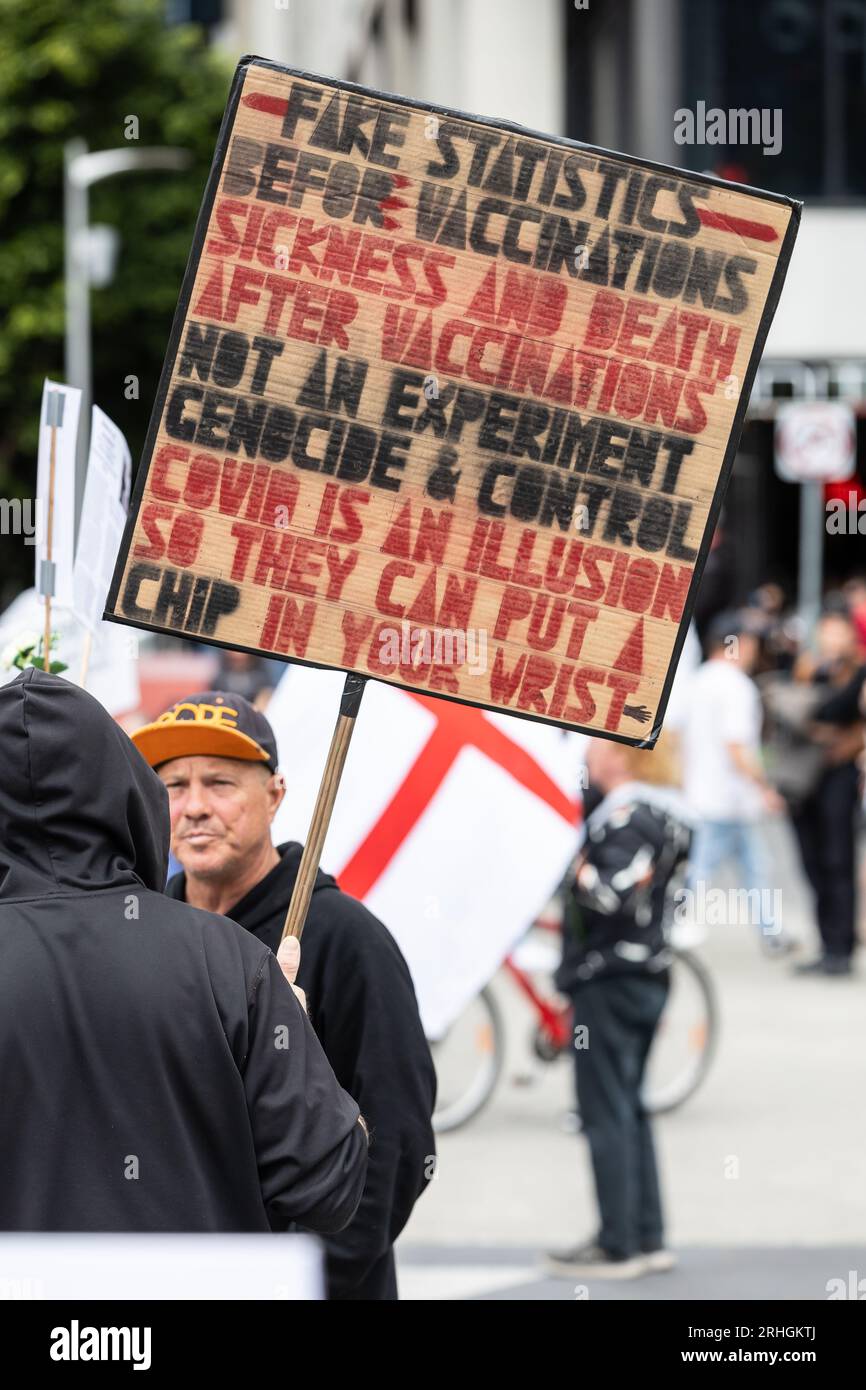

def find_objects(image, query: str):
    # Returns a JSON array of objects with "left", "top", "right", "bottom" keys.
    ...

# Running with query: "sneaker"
[
  {"left": 641, "top": 1246, "right": 677, "bottom": 1272},
  {"left": 795, "top": 955, "right": 852, "bottom": 977},
  {"left": 545, "top": 1241, "right": 648, "bottom": 1280},
  {"left": 794, "top": 955, "right": 827, "bottom": 975},
  {"left": 823, "top": 955, "right": 853, "bottom": 976}
]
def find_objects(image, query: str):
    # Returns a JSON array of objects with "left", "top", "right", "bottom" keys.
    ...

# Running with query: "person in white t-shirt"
[{"left": 677, "top": 611, "right": 792, "bottom": 952}]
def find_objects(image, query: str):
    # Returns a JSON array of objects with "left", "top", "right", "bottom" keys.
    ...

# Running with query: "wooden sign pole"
[{"left": 281, "top": 672, "right": 367, "bottom": 942}]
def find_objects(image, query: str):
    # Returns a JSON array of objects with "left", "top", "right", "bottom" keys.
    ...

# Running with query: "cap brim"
[{"left": 131, "top": 721, "right": 272, "bottom": 771}]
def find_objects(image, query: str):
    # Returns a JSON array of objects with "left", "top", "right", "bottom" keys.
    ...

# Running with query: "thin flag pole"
[{"left": 41, "top": 391, "right": 64, "bottom": 672}]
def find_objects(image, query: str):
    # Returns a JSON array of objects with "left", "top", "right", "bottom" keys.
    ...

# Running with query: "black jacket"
[
  {"left": 167, "top": 843, "right": 437, "bottom": 1301},
  {"left": 0, "top": 668, "right": 367, "bottom": 1241},
  {"left": 556, "top": 786, "right": 691, "bottom": 991},
  {"left": 813, "top": 663, "right": 866, "bottom": 730}
]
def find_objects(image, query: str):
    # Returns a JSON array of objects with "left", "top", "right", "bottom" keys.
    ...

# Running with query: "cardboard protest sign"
[{"left": 105, "top": 57, "right": 800, "bottom": 744}]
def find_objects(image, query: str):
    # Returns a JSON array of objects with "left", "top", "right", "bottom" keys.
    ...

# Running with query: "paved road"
[
  {"left": 397, "top": 821, "right": 866, "bottom": 1300},
  {"left": 397, "top": 1246, "right": 866, "bottom": 1301}
]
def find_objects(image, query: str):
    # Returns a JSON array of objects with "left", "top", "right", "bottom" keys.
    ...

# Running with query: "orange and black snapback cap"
[{"left": 131, "top": 692, "right": 279, "bottom": 772}]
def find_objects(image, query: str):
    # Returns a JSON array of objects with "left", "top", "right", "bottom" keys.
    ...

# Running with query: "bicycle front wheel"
[{"left": 430, "top": 985, "right": 504, "bottom": 1134}]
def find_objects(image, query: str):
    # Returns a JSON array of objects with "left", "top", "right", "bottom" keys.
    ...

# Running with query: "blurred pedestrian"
[
  {"left": 547, "top": 735, "right": 689, "bottom": 1280},
  {"left": 131, "top": 690, "right": 436, "bottom": 1299},
  {"left": 790, "top": 608, "right": 865, "bottom": 976},
  {"left": 679, "top": 611, "right": 793, "bottom": 954},
  {"left": 693, "top": 514, "right": 735, "bottom": 645},
  {"left": 744, "top": 583, "right": 799, "bottom": 672},
  {"left": 213, "top": 650, "right": 278, "bottom": 708}
]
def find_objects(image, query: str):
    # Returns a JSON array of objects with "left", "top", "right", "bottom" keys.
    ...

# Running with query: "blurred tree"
[{"left": 0, "top": 0, "right": 231, "bottom": 601}]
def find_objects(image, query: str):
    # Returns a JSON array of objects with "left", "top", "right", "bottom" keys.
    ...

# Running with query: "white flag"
[{"left": 268, "top": 666, "right": 586, "bottom": 1037}]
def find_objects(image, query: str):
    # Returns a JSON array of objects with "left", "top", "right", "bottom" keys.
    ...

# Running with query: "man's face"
[
  {"left": 157, "top": 755, "right": 285, "bottom": 882},
  {"left": 737, "top": 632, "right": 760, "bottom": 673},
  {"left": 816, "top": 614, "right": 855, "bottom": 663},
  {"left": 585, "top": 738, "right": 629, "bottom": 793}
]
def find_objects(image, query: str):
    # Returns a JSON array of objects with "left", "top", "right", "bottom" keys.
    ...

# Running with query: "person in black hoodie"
[
  {"left": 131, "top": 690, "right": 437, "bottom": 1301},
  {"left": 0, "top": 668, "right": 368, "bottom": 1244},
  {"left": 547, "top": 733, "right": 691, "bottom": 1281}
]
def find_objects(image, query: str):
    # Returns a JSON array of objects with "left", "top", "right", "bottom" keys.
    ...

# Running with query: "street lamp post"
[{"left": 63, "top": 139, "right": 191, "bottom": 540}]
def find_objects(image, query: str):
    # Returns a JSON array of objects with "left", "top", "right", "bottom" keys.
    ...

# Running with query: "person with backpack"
[{"left": 547, "top": 734, "right": 690, "bottom": 1280}]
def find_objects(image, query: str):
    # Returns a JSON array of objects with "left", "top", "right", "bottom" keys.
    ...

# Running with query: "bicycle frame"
[
  {"left": 502, "top": 954, "right": 572, "bottom": 1052},
  {"left": 433, "top": 919, "right": 717, "bottom": 1131}
]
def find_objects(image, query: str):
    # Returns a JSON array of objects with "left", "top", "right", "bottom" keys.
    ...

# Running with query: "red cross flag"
[{"left": 267, "top": 664, "right": 585, "bottom": 1035}]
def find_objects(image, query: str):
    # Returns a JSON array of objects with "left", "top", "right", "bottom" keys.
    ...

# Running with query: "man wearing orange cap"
[{"left": 132, "top": 690, "right": 436, "bottom": 1301}]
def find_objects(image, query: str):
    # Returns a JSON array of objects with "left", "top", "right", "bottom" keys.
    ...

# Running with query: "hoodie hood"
[{"left": 0, "top": 667, "right": 169, "bottom": 900}]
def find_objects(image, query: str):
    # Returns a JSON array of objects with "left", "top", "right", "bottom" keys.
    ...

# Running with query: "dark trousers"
[
  {"left": 791, "top": 763, "right": 859, "bottom": 960},
  {"left": 325, "top": 1247, "right": 397, "bottom": 1301},
  {"left": 571, "top": 973, "right": 668, "bottom": 1259}
]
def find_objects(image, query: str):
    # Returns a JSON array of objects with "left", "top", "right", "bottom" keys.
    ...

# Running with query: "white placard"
[
  {"left": 0, "top": 588, "right": 140, "bottom": 718},
  {"left": 0, "top": 1233, "right": 322, "bottom": 1301},
  {"left": 73, "top": 406, "right": 131, "bottom": 633}
]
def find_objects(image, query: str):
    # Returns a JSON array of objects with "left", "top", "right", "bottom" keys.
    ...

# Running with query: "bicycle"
[{"left": 431, "top": 907, "right": 719, "bottom": 1134}]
